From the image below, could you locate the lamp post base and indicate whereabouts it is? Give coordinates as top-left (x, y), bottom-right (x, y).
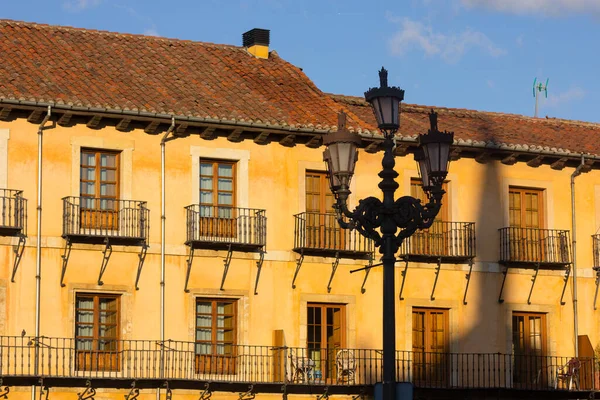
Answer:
top-left (374, 382), bottom-right (414, 400)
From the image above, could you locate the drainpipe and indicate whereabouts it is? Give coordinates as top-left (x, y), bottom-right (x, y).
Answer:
top-left (571, 154), bottom-right (585, 358)
top-left (158, 117), bottom-right (175, 400)
top-left (32, 106), bottom-right (51, 400)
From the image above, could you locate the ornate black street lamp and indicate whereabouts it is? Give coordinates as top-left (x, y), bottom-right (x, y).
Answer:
top-left (323, 68), bottom-right (453, 400)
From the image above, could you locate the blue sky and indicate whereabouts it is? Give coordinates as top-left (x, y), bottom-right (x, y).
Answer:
top-left (3, 0), bottom-right (599, 122)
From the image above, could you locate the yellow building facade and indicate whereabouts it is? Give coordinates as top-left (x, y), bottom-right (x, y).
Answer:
top-left (0, 19), bottom-right (599, 400)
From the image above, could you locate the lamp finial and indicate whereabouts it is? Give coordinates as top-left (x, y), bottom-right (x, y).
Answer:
top-left (428, 109), bottom-right (438, 132)
top-left (379, 67), bottom-right (388, 88)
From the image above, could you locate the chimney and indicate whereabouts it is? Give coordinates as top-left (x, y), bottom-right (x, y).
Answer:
top-left (243, 28), bottom-right (270, 59)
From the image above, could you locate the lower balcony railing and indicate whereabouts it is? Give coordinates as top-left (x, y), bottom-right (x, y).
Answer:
top-left (293, 212), bottom-right (373, 258)
top-left (499, 227), bottom-right (571, 266)
top-left (398, 221), bottom-right (475, 261)
top-left (0, 188), bottom-right (26, 235)
top-left (0, 337), bottom-right (595, 391)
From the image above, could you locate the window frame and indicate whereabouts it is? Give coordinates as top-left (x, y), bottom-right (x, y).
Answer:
top-left (194, 298), bottom-right (238, 355)
top-left (80, 148), bottom-right (121, 204)
top-left (508, 186), bottom-right (545, 229)
top-left (199, 159), bottom-right (237, 209)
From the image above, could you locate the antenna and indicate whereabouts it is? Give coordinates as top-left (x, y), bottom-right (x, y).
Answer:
top-left (533, 78), bottom-right (549, 118)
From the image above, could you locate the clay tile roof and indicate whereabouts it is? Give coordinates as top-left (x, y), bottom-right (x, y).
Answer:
top-left (0, 19), bottom-right (366, 132)
top-left (330, 94), bottom-right (600, 157)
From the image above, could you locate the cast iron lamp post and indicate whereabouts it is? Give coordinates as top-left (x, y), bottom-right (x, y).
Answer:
top-left (323, 68), bottom-right (454, 400)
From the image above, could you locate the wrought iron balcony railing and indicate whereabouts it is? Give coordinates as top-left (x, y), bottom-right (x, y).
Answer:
top-left (0, 189), bottom-right (26, 236)
top-left (62, 197), bottom-right (149, 244)
top-left (499, 227), bottom-right (571, 266)
top-left (293, 212), bottom-right (373, 258)
top-left (398, 221), bottom-right (475, 261)
top-left (0, 336), bottom-right (595, 391)
top-left (185, 205), bottom-right (266, 250)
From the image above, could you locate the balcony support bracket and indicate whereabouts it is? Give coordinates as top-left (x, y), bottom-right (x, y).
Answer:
top-left (594, 268), bottom-right (600, 310)
top-left (559, 266), bottom-right (571, 306)
top-left (399, 259), bottom-right (409, 301)
top-left (498, 266), bottom-right (508, 303)
top-left (430, 257), bottom-right (442, 301)
top-left (124, 382), bottom-right (139, 400)
top-left (184, 246), bottom-right (195, 293)
top-left (97, 239), bottom-right (113, 286)
top-left (10, 233), bottom-right (26, 283)
top-left (253, 250), bottom-right (265, 295)
top-left (291, 251), bottom-right (304, 289)
top-left (0, 379), bottom-right (9, 400)
top-left (316, 387), bottom-right (329, 400)
top-left (199, 383), bottom-right (212, 400)
top-left (327, 252), bottom-right (340, 293)
top-left (527, 263), bottom-right (541, 305)
top-left (360, 255), bottom-right (374, 294)
top-left (59, 238), bottom-right (73, 288)
top-left (238, 385), bottom-right (255, 400)
top-left (77, 380), bottom-right (95, 400)
top-left (220, 244), bottom-right (233, 291)
top-left (463, 259), bottom-right (474, 305)
top-left (39, 381), bottom-right (49, 400)
top-left (134, 244), bottom-right (148, 291)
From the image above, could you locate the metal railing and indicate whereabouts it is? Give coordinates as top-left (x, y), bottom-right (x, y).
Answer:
top-left (399, 221), bottom-right (475, 259)
top-left (0, 189), bottom-right (26, 235)
top-left (593, 234), bottom-right (600, 269)
top-left (62, 197), bottom-right (149, 241)
top-left (0, 337), bottom-right (595, 391)
top-left (499, 227), bottom-right (571, 265)
top-left (185, 205), bottom-right (266, 248)
top-left (293, 212), bottom-right (373, 255)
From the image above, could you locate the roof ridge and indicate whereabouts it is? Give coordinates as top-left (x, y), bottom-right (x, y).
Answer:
top-left (329, 93), bottom-right (600, 129)
top-left (0, 18), bottom-right (245, 50)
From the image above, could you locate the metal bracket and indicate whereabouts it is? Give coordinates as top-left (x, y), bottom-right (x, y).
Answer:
top-left (163, 382), bottom-right (172, 400)
top-left (316, 387), bottom-right (329, 400)
top-left (60, 237), bottom-right (73, 287)
top-left (594, 268), bottom-right (600, 311)
top-left (134, 244), bottom-right (148, 290)
top-left (254, 250), bottom-right (265, 295)
top-left (199, 383), bottom-right (212, 400)
top-left (184, 246), bottom-right (195, 293)
top-left (559, 266), bottom-right (571, 306)
top-left (77, 380), bottom-right (95, 400)
top-left (360, 255), bottom-right (374, 294)
top-left (97, 239), bottom-right (113, 286)
top-left (351, 389), bottom-right (366, 400)
top-left (291, 251), bottom-right (304, 289)
top-left (430, 257), bottom-right (442, 301)
top-left (238, 385), bottom-right (255, 400)
top-left (220, 244), bottom-right (233, 291)
top-left (463, 259), bottom-right (474, 305)
top-left (10, 234), bottom-right (26, 283)
top-left (399, 260), bottom-right (409, 301)
top-left (281, 384), bottom-right (287, 400)
top-left (327, 252), bottom-right (340, 293)
top-left (0, 379), bottom-right (8, 400)
top-left (124, 382), bottom-right (139, 400)
top-left (527, 263), bottom-right (541, 305)
top-left (39, 382), bottom-right (49, 400)
top-left (498, 266), bottom-right (508, 303)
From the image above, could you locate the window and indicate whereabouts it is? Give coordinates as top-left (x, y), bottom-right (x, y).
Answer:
top-left (199, 160), bottom-right (236, 237)
top-left (307, 303), bottom-right (346, 381)
top-left (409, 179), bottom-right (449, 256)
top-left (80, 149), bottom-right (120, 229)
top-left (412, 308), bottom-right (449, 386)
top-left (195, 299), bottom-right (237, 374)
top-left (512, 312), bottom-right (547, 386)
top-left (75, 293), bottom-right (120, 371)
top-left (305, 171), bottom-right (342, 249)
top-left (508, 187), bottom-right (545, 261)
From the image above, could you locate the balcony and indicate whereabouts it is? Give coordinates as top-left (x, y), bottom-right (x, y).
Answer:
top-left (293, 212), bottom-right (373, 259)
top-left (0, 336), bottom-right (595, 397)
top-left (0, 189), bottom-right (27, 237)
top-left (185, 205), bottom-right (266, 251)
top-left (398, 221), bottom-right (475, 262)
top-left (62, 197), bottom-right (149, 246)
top-left (499, 227), bottom-right (571, 267)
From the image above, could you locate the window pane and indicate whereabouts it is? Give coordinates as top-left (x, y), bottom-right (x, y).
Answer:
top-left (81, 182), bottom-right (95, 196)
top-left (196, 343), bottom-right (211, 355)
top-left (100, 299), bottom-right (117, 311)
top-left (196, 302), bottom-right (212, 313)
top-left (218, 164), bottom-right (233, 177)
top-left (218, 178), bottom-right (232, 191)
top-left (200, 177), bottom-right (213, 190)
top-left (100, 184), bottom-right (116, 196)
top-left (100, 154), bottom-right (116, 167)
top-left (199, 205), bottom-right (213, 217)
top-left (81, 153), bottom-right (96, 166)
top-left (196, 329), bottom-right (211, 341)
top-left (76, 324), bottom-right (93, 337)
top-left (81, 167), bottom-right (95, 180)
top-left (76, 339), bottom-right (93, 350)
top-left (77, 298), bottom-right (94, 309)
top-left (196, 315), bottom-right (212, 328)
top-left (218, 193), bottom-right (232, 205)
top-left (100, 169), bottom-right (116, 182)
top-left (200, 163), bottom-right (213, 175)
top-left (76, 310), bottom-right (94, 323)
top-left (217, 315), bottom-right (234, 329)
top-left (99, 325), bottom-right (117, 338)
top-left (200, 191), bottom-right (213, 204)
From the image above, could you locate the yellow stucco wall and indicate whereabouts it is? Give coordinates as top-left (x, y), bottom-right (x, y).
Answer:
top-left (0, 117), bottom-right (599, 397)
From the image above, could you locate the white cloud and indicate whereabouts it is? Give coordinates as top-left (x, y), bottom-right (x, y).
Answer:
top-left (461, 0), bottom-right (600, 16)
top-left (63, 0), bottom-right (101, 11)
top-left (388, 17), bottom-right (506, 63)
top-left (545, 86), bottom-right (585, 108)
top-left (144, 28), bottom-right (159, 36)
